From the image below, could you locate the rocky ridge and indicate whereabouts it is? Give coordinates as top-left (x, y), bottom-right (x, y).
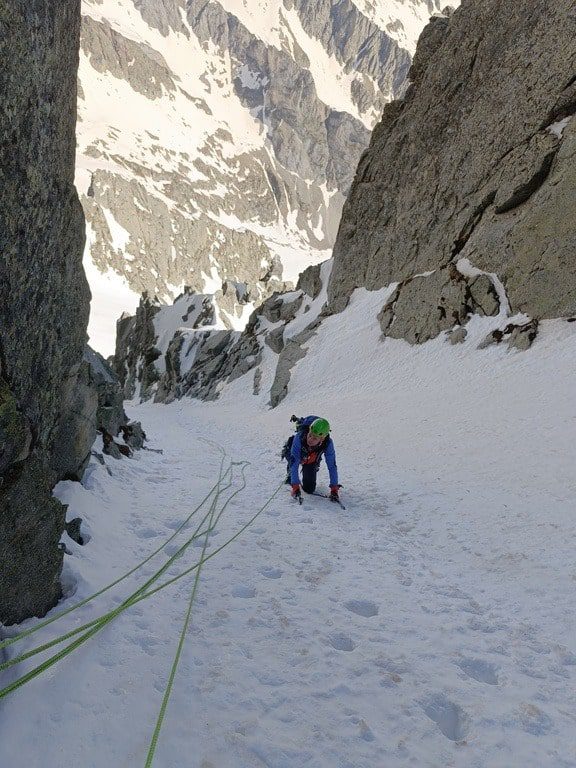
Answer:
top-left (113, 263), bottom-right (329, 407)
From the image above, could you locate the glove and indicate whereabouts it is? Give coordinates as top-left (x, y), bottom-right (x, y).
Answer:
top-left (329, 484), bottom-right (341, 502)
top-left (291, 483), bottom-right (302, 499)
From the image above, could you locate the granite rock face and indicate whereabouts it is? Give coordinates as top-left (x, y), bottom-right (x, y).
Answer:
top-left (329, 0), bottom-right (576, 342)
top-left (283, 0), bottom-right (410, 115)
top-left (49, 358), bottom-right (98, 483)
top-left (0, 1), bottom-right (91, 624)
top-left (113, 294), bottom-right (162, 400)
top-left (378, 267), bottom-right (499, 344)
top-left (84, 346), bottom-right (129, 438)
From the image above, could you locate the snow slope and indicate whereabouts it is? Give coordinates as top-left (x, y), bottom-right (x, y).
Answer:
top-left (1, 287), bottom-right (575, 766)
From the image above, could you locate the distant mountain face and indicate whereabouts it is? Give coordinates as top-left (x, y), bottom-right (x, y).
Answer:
top-left (77, 0), bottom-right (448, 353)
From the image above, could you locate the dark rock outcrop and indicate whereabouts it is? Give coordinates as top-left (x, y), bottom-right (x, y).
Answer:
top-left (49, 358), bottom-right (98, 482)
top-left (113, 294), bottom-right (161, 400)
top-left (377, 267), bottom-right (499, 344)
top-left (478, 319), bottom-right (540, 352)
top-left (328, 0), bottom-right (576, 341)
top-left (65, 517), bottom-right (84, 546)
top-left (84, 346), bottom-right (128, 437)
top-left (269, 320), bottom-right (320, 407)
top-left (297, 264), bottom-right (323, 300)
top-left (0, 1), bottom-right (90, 624)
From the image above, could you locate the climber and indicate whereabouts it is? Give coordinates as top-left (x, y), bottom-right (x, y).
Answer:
top-left (281, 415), bottom-right (341, 502)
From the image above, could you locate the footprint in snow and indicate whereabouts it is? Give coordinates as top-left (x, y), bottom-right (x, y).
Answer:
top-left (457, 657), bottom-right (499, 685)
top-left (328, 632), bottom-right (355, 652)
top-left (146, 473), bottom-right (170, 484)
top-left (393, 571), bottom-right (413, 587)
top-left (192, 538), bottom-right (213, 548)
top-left (136, 527), bottom-right (162, 540)
top-left (554, 646), bottom-right (576, 666)
top-left (517, 702), bottom-right (553, 735)
top-left (258, 566), bottom-right (283, 579)
top-left (421, 694), bottom-right (470, 742)
top-left (164, 519), bottom-right (185, 531)
top-left (60, 569), bottom-right (78, 599)
top-left (344, 599), bottom-right (379, 618)
top-left (232, 585), bottom-right (256, 598)
top-left (164, 543), bottom-right (184, 556)
top-left (358, 719), bottom-right (375, 742)
top-left (133, 635), bottom-right (160, 656)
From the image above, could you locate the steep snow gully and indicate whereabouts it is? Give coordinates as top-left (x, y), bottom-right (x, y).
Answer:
top-left (1, 291), bottom-right (575, 767)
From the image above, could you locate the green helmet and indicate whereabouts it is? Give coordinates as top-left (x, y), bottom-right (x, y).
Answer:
top-left (310, 417), bottom-right (330, 437)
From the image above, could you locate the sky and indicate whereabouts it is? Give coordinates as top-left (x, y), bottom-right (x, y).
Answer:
top-left (1, 283), bottom-right (575, 767)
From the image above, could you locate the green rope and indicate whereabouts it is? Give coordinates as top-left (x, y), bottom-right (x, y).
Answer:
top-left (0, 475), bottom-right (283, 701)
top-left (144, 466), bottom-right (220, 767)
top-left (0, 459), bottom-right (242, 673)
top-left (139, 481), bottom-right (284, 603)
top-left (0, 473), bottom-right (230, 697)
top-left (0, 509), bottom-right (219, 673)
top-left (0, 460), bottom-right (245, 683)
top-left (0, 447), bottom-right (231, 652)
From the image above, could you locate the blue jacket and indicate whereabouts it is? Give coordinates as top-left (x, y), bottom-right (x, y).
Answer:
top-left (289, 415), bottom-right (338, 486)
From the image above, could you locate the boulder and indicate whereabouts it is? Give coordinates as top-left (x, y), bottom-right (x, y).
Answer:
top-left (49, 360), bottom-right (98, 482)
top-left (84, 346), bottom-right (128, 437)
top-left (296, 264), bottom-right (323, 300)
top-left (447, 327), bottom-right (468, 345)
top-left (65, 517), bottom-right (84, 546)
top-left (478, 319), bottom-right (540, 351)
top-left (378, 267), bottom-right (500, 344)
top-left (269, 323), bottom-right (319, 407)
top-left (121, 422), bottom-right (146, 450)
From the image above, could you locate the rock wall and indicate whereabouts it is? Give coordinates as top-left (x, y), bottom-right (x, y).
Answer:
top-left (328, 0), bottom-right (576, 340)
top-left (0, 1), bottom-right (91, 624)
